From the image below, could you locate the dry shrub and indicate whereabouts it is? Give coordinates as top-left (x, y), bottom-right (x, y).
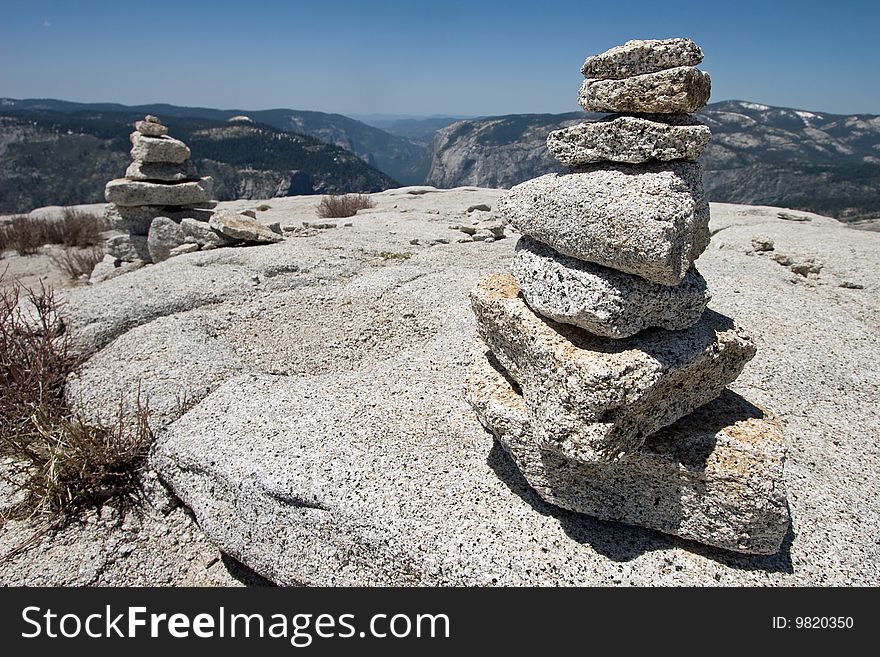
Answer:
top-left (58, 207), bottom-right (107, 248)
top-left (1, 216), bottom-right (46, 256)
top-left (49, 244), bottom-right (105, 280)
top-left (316, 193), bottom-right (375, 219)
top-left (0, 208), bottom-right (106, 257)
top-left (0, 281), bottom-right (153, 520)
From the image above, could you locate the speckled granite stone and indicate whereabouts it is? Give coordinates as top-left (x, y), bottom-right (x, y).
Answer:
top-left (466, 337), bottom-right (790, 555)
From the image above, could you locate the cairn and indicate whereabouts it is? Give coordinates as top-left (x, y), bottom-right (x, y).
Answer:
top-left (96, 116), bottom-right (281, 282)
top-left (467, 39), bottom-right (790, 555)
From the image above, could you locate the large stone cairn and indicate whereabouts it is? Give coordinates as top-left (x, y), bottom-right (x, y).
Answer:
top-left (97, 116), bottom-right (281, 280)
top-left (467, 39), bottom-right (790, 555)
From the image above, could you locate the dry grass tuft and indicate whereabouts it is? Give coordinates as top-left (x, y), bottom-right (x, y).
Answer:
top-left (316, 194), bottom-right (375, 219)
top-left (0, 281), bottom-right (153, 521)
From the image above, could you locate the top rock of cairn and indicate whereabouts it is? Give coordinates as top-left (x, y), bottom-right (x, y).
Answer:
top-left (579, 38), bottom-right (710, 114)
top-left (135, 114), bottom-right (169, 137)
top-left (581, 37), bottom-right (704, 79)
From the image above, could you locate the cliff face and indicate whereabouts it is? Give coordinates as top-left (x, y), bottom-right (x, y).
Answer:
top-left (426, 102), bottom-right (880, 226)
top-left (427, 113), bottom-right (583, 189)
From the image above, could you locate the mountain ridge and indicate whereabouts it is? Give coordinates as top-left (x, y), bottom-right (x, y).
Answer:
top-left (3, 97), bottom-right (879, 226)
top-left (0, 108), bottom-right (397, 213)
top-left (1, 98), bottom-right (429, 186)
top-left (425, 101), bottom-right (880, 225)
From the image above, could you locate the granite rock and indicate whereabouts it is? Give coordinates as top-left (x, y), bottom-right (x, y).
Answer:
top-left (105, 204), bottom-right (214, 235)
top-left (130, 133), bottom-right (191, 164)
top-left (209, 210), bottom-right (284, 244)
top-left (466, 339), bottom-right (790, 555)
top-left (579, 66), bottom-right (712, 114)
top-left (470, 273), bottom-right (756, 461)
top-left (135, 120), bottom-right (169, 137)
top-left (106, 233), bottom-right (151, 263)
top-left (88, 254), bottom-right (119, 285)
top-left (126, 160), bottom-right (197, 182)
top-left (511, 236), bottom-right (710, 338)
top-left (88, 254), bottom-right (145, 284)
top-left (497, 163), bottom-right (710, 285)
top-left (581, 38), bottom-right (704, 79)
top-left (180, 217), bottom-right (239, 248)
top-left (170, 243), bottom-right (200, 257)
top-left (547, 114), bottom-right (710, 165)
top-left (751, 235), bottom-right (775, 253)
top-left (105, 177), bottom-right (213, 207)
top-left (147, 216), bottom-right (187, 263)
top-left (105, 203), bottom-right (159, 236)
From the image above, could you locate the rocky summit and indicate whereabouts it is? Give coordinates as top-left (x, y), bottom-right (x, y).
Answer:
top-left (2, 188), bottom-right (876, 586)
top-left (471, 38), bottom-right (788, 555)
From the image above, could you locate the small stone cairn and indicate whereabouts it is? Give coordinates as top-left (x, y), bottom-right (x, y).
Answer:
top-left (96, 116), bottom-right (281, 282)
top-left (467, 39), bottom-right (790, 555)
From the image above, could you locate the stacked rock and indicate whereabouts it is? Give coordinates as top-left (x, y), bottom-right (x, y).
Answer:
top-left (96, 116), bottom-right (281, 280)
top-left (467, 39), bottom-right (790, 555)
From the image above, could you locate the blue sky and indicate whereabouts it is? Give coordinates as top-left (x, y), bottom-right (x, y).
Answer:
top-left (1, 0), bottom-right (878, 116)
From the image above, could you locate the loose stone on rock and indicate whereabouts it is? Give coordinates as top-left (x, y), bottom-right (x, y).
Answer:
top-left (147, 216), bottom-right (188, 263)
top-left (106, 234), bottom-right (152, 263)
top-left (180, 217), bottom-right (239, 248)
top-left (209, 210), bottom-right (284, 244)
top-left (130, 132), bottom-right (192, 164)
top-left (135, 119), bottom-right (169, 137)
top-left (105, 178), bottom-right (213, 207)
top-left (126, 160), bottom-right (197, 182)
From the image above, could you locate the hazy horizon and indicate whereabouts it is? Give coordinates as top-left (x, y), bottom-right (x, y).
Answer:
top-left (1, 0), bottom-right (878, 117)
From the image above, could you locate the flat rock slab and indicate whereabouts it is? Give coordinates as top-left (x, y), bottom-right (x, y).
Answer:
top-left (105, 177), bottom-right (213, 207)
top-left (130, 132), bottom-right (191, 164)
top-left (466, 339), bottom-right (790, 555)
top-left (579, 67), bottom-right (712, 114)
top-left (180, 217), bottom-right (238, 248)
top-left (209, 210), bottom-right (283, 243)
top-left (547, 114), bottom-right (710, 165)
top-left (126, 160), bottom-right (197, 182)
top-left (66, 311), bottom-right (245, 433)
top-left (511, 236), bottom-right (710, 338)
top-left (105, 203), bottom-right (215, 236)
top-left (471, 273), bottom-right (756, 461)
top-left (497, 163), bottom-right (710, 285)
top-left (582, 38), bottom-right (704, 79)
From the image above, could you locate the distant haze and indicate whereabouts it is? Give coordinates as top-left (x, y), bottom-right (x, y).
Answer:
top-left (0, 0), bottom-right (878, 115)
